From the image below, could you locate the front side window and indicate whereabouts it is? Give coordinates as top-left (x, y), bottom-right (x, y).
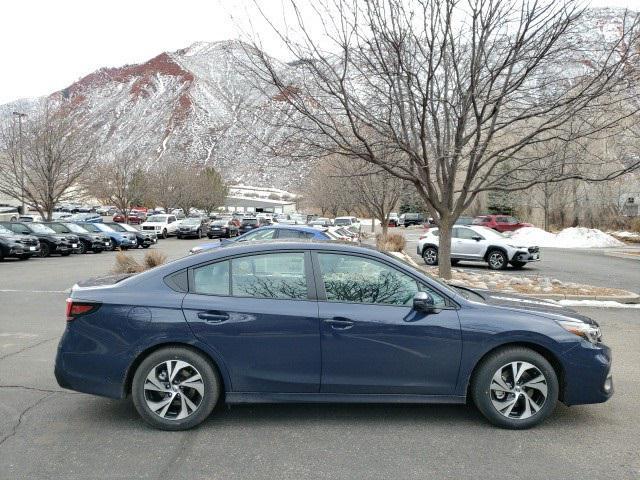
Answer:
top-left (232, 253), bottom-right (307, 299)
top-left (193, 261), bottom-right (230, 295)
top-left (317, 253), bottom-right (421, 306)
top-left (277, 229), bottom-right (307, 239)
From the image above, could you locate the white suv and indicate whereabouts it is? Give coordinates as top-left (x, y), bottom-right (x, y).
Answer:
top-left (140, 214), bottom-right (180, 239)
top-left (417, 225), bottom-right (540, 270)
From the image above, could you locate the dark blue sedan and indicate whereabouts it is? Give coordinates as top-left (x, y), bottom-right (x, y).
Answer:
top-left (55, 241), bottom-right (612, 430)
top-left (189, 224), bottom-right (332, 254)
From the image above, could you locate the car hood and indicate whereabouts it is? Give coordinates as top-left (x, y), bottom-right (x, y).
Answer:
top-left (141, 222), bottom-right (167, 226)
top-left (474, 289), bottom-right (599, 326)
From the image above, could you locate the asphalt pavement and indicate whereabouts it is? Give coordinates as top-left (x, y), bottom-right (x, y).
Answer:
top-left (0, 236), bottom-right (639, 479)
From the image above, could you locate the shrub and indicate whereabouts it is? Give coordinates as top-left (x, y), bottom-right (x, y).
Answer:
top-left (376, 232), bottom-right (406, 252)
top-left (112, 250), bottom-right (168, 274)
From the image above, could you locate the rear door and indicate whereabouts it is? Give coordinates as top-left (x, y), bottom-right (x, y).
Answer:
top-left (313, 251), bottom-right (461, 395)
top-left (182, 251), bottom-right (321, 393)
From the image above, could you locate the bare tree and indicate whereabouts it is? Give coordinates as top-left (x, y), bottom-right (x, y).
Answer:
top-left (193, 166), bottom-right (228, 215)
top-left (246, 0), bottom-right (640, 277)
top-left (92, 151), bottom-right (149, 221)
top-left (0, 101), bottom-right (96, 220)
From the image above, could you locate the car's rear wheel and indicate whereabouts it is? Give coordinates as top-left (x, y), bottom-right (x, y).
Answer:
top-left (451, 259), bottom-right (460, 266)
top-left (471, 347), bottom-right (558, 429)
top-left (511, 260), bottom-right (526, 269)
top-left (487, 249), bottom-right (508, 270)
top-left (132, 347), bottom-right (220, 431)
top-left (422, 246), bottom-right (438, 266)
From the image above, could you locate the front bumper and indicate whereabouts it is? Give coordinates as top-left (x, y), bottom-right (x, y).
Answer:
top-left (561, 341), bottom-right (613, 406)
top-left (512, 250), bottom-right (541, 263)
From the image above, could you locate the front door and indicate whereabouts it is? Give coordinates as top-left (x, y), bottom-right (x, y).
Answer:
top-left (453, 227), bottom-right (485, 258)
top-left (182, 251), bottom-right (320, 393)
top-left (313, 252), bottom-right (461, 395)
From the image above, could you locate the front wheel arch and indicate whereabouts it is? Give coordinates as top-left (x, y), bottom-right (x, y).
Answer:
top-left (465, 341), bottom-right (565, 403)
top-left (123, 342), bottom-right (229, 398)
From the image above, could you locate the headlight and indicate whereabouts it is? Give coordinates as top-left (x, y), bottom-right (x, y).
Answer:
top-left (557, 320), bottom-right (601, 344)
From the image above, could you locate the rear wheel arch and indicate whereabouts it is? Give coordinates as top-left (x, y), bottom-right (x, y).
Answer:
top-left (123, 342), bottom-right (230, 398)
top-left (465, 341), bottom-right (565, 403)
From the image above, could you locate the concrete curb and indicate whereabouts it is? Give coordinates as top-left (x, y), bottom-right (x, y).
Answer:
top-left (604, 250), bottom-right (640, 261)
top-left (514, 291), bottom-right (640, 303)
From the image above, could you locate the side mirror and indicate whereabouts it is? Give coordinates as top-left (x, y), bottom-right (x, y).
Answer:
top-left (413, 291), bottom-right (439, 313)
top-left (472, 235), bottom-right (482, 241)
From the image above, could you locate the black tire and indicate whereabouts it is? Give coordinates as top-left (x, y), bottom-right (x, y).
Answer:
top-left (511, 261), bottom-right (526, 269)
top-left (451, 259), bottom-right (460, 266)
top-left (77, 242), bottom-right (87, 254)
top-left (131, 347), bottom-right (221, 431)
top-left (0, 249), bottom-right (4, 261)
top-left (162, 229), bottom-right (168, 239)
top-left (422, 246), bottom-right (438, 266)
top-left (18, 254), bottom-right (30, 260)
top-left (471, 347), bottom-right (558, 429)
top-left (61, 251), bottom-right (71, 257)
top-left (486, 249), bottom-right (508, 270)
top-left (177, 235), bottom-right (182, 240)
top-left (92, 248), bottom-right (103, 254)
top-left (207, 235), bottom-right (212, 239)
top-left (142, 244), bottom-right (150, 249)
top-left (109, 239), bottom-right (117, 251)
top-left (39, 243), bottom-right (51, 258)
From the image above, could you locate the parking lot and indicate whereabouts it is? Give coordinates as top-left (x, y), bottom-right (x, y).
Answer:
top-left (0, 235), bottom-right (639, 479)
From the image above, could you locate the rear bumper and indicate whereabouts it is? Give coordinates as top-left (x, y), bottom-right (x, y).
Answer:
top-left (561, 341), bottom-right (613, 406)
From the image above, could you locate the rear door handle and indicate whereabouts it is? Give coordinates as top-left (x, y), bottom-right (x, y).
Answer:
top-left (324, 317), bottom-right (354, 330)
top-left (197, 311), bottom-right (229, 323)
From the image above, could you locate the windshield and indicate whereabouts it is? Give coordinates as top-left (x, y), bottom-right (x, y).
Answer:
top-left (147, 215), bottom-right (168, 222)
top-left (0, 225), bottom-right (13, 235)
top-left (334, 218), bottom-right (351, 226)
top-left (119, 224), bottom-right (137, 232)
top-left (242, 218), bottom-right (257, 225)
top-left (65, 223), bottom-right (89, 233)
top-left (46, 223), bottom-right (69, 234)
top-left (106, 223), bottom-right (126, 232)
top-left (95, 223), bottom-right (115, 232)
top-left (473, 226), bottom-right (506, 239)
top-left (79, 223), bottom-right (99, 232)
top-left (182, 218), bottom-right (201, 225)
top-left (28, 223), bottom-right (56, 234)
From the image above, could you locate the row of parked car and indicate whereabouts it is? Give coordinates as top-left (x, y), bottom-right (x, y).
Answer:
top-left (391, 213), bottom-right (533, 232)
top-left (0, 220), bottom-right (159, 261)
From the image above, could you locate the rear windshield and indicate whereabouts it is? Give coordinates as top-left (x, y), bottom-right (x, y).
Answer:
top-left (242, 218), bottom-right (258, 225)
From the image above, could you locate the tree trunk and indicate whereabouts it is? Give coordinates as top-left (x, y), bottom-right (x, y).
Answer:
top-left (438, 217), bottom-right (453, 279)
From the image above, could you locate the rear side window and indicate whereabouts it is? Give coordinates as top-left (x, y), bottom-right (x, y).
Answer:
top-left (193, 261), bottom-right (230, 295)
top-left (232, 253), bottom-right (307, 299)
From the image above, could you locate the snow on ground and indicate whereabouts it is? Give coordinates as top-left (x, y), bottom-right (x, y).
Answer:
top-left (558, 299), bottom-right (640, 308)
top-left (508, 227), bottom-right (624, 248)
top-left (609, 231), bottom-right (640, 239)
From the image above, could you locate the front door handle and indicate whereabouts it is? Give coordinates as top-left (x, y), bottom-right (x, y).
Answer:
top-left (197, 311), bottom-right (229, 323)
top-left (324, 317), bottom-right (354, 330)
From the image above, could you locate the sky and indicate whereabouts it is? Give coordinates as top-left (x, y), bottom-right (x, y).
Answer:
top-left (0, 0), bottom-right (638, 104)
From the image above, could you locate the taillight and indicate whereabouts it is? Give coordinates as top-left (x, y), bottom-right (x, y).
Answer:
top-left (66, 298), bottom-right (100, 321)
top-left (419, 235), bottom-right (428, 240)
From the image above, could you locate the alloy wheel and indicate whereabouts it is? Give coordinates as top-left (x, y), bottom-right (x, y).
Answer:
top-left (143, 360), bottom-right (205, 420)
top-left (490, 361), bottom-right (548, 419)
top-left (422, 248), bottom-right (438, 265)
top-left (488, 251), bottom-right (506, 269)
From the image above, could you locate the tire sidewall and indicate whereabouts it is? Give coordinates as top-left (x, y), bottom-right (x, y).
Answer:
top-left (132, 347), bottom-right (220, 431)
top-left (487, 250), bottom-right (507, 270)
top-left (472, 347), bottom-right (559, 429)
top-left (422, 246), bottom-right (438, 266)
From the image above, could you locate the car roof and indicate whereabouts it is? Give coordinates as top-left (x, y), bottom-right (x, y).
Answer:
top-left (260, 224), bottom-right (325, 233)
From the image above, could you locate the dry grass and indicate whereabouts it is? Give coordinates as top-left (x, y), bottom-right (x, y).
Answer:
top-left (376, 232), bottom-right (406, 252)
top-left (112, 251), bottom-right (168, 274)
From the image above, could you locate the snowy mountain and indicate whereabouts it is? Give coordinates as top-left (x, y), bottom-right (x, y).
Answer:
top-left (1, 7), bottom-right (637, 190)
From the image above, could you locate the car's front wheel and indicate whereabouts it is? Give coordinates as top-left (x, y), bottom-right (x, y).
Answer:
top-left (471, 347), bottom-right (558, 429)
top-left (132, 347), bottom-right (220, 431)
top-left (487, 249), bottom-right (508, 270)
top-left (77, 242), bottom-right (87, 254)
top-left (422, 246), bottom-right (438, 266)
top-left (162, 229), bottom-right (168, 239)
top-left (39, 243), bottom-right (51, 258)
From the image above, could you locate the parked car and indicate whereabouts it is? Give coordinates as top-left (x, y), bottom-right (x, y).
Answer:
top-left (327, 226), bottom-right (359, 242)
top-left (308, 218), bottom-right (333, 227)
top-left (52, 212), bottom-right (74, 220)
top-left (0, 221), bottom-right (76, 257)
top-left (96, 206), bottom-right (117, 216)
top-left (0, 224), bottom-right (40, 260)
top-left (177, 217), bottom-right (210, 239)
top-left (70, 213), bottom-right (103, 223)
top-left (238, 217), bottom-right (261, 235)
top-left (105, 222), bottom-right (157, 249)
top-left (0, 206), bottom-right (20, 223)
top-left (418, 225), bottom-right (540, 270)
top-left (472, 215), bottom-right (533, 232)
top-left (141, 214), bottom-right (180, 239)
top-left (333, 216), bottom-right (361, 231)
top-left (45, 222), bottom-right (110, 254)
top-left (17, 214), bottom-right (44, 222)
top-left (77, 222), bottom-right (137, 250)
top-left (207, 219), bottom-right (239, 239)
top-left (56, 240), bottom-right (612, 431)
top-left (387, 213), bottom-right (400, 227)
top-left (455, 216), bottom-right (475, 226)
top-left (190, 224), bottom-right (332, 254)
top-left (399, 213), bottom-right (425, 227)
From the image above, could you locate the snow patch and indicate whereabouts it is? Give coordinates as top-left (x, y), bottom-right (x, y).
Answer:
top-left (509, 227), bottom-right (624, 248)
top-left (558, 300), bottom-right (640, 308)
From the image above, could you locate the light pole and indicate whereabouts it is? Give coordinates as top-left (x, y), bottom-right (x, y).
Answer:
top-left (12, 111), bottom-right (27, 214)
